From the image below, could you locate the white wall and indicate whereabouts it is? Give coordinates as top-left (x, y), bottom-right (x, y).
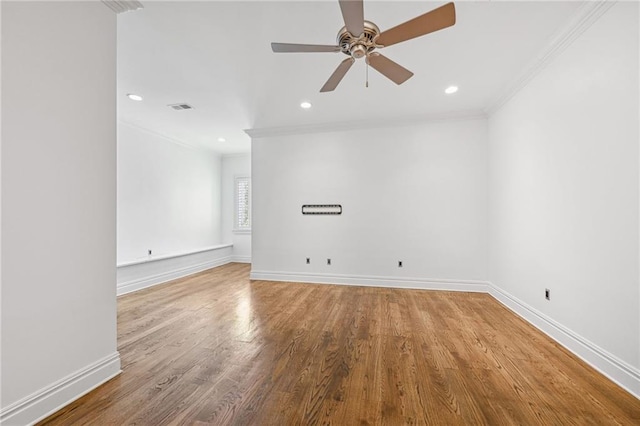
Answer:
top-left (488, 0), bottom-right (639, 376)
top-left (251, 119), bottom-right (487, 286)
top-left (117, 123), bottom-right (222, 263)
top-left (1, 2), bottom-right (120, 424)
top-left (221, 154), bottom-right (251, 262)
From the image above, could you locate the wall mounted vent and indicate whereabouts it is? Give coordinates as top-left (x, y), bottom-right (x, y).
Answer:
top-left (168, 103), bottom-right (194, 111)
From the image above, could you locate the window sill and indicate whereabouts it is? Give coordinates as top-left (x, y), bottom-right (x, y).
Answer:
top-left (233, 229), bottom-right (252, 235)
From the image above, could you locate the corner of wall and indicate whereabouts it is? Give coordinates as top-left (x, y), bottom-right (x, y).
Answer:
top-left (484, 0), bottom-right (640, 399)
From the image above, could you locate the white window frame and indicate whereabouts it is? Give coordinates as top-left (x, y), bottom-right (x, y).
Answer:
top-left (234, 175), bottom-right (251, 234)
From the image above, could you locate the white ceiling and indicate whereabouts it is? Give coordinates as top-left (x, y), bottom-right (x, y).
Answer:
top-left (117, 1), bottom-right (582, 154)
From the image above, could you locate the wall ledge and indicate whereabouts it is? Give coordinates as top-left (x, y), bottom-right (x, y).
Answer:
top-left (117, 244), bottom-right (232, 268)
top-left (118, 255), bottom-right (232, 296)
top-left (0, 352), bottom-right (121, 425)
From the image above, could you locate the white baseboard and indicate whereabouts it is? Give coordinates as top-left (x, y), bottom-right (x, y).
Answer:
top-left (488, 282), bottom-right (640, 399)
top-left (0, 352), bottom-right (121, 426)
top-left (117, 256), bottom-right (232, 296)
top-left (250, 270), bottom-right (489, 292)
top-left (231, 255), bottom-right (251, 263)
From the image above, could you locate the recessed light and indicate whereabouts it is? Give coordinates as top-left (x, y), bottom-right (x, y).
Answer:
top-left (126, 93), bottom-right (143, 101)
top-left (445, 86), bottom-right (458, 95)
top-left (300, 101), bottom-right (312, 109)
top-left (217, 137), bottom-right (226, 143)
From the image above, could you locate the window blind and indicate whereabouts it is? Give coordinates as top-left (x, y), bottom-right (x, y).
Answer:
top-left (235, 177), bottom-right (251, 229)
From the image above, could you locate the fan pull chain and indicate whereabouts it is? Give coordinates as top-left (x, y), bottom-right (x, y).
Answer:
top-left (366, 60), bottom-right (369, 88)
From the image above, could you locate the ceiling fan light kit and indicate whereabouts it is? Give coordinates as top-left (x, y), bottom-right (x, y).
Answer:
top-left (271, 1), bottom-right (456, 92)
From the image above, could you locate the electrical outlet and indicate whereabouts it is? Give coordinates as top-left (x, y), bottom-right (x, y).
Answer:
top-left (148, 249), bottom-right (152, 256)
top-left (398, 261), bottom-right (403, 268)
top-left (306, 257), bottom-right (310, 264)
top-left (545, 288), bottom-right (550, 300)
top-left (327, 258), bottom-right (331, 266)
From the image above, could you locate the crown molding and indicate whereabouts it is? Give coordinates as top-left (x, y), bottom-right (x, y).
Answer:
top-left (101, 1), bottom-right (143, 14)
top-left (485, 0), bottom-right (617, 116)
top-left (118, 120), bottom-right (218, 154)
top-left (244, 109), bottom-right (487, 139)
top-left (222, 152), bottom-right (251, 159)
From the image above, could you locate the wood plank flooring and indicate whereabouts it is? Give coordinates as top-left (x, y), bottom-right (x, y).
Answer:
top-left (40, 263), bottom-right (640, 425)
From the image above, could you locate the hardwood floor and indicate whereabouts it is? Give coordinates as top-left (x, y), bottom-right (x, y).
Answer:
top-left (40, 263), bottom-right (640, 425)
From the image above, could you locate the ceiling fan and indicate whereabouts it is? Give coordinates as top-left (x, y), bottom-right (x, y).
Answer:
top-left (271, 1), bottom-right (456, 92)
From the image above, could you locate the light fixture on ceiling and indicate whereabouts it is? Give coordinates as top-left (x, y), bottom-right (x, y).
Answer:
top-left (445, 86), bottom-right (458, 94)
top-left (126, 93), bottom-right (143, 101)
top-left (217, 137), bottom-right (226, 143)
top-left (300, 101), bottom-right (312, 109)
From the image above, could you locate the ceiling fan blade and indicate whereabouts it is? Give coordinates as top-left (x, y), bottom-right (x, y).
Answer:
top-left (320, 57), bottom-right (356, 92)
top-left (366, 53), bottom-right (413, 85)
top-left (339, 0), bottom-right (364, 36)
top-left (271, 43), bottom-right (341, 53)
top-left (376, 2), bottom-right (456, 48)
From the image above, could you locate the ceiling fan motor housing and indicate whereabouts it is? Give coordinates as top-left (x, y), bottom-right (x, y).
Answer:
top-left (338, 20), bottom-right (380, 59)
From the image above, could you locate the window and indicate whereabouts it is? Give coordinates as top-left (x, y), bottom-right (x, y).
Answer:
top-left (234, 176), bottom-right (251, 232)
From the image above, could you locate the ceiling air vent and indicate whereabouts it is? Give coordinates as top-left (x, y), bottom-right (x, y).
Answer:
top-left (102, 1), bottom-right (143, 14)
top-left (168, 103), bottom-right (193, 111)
